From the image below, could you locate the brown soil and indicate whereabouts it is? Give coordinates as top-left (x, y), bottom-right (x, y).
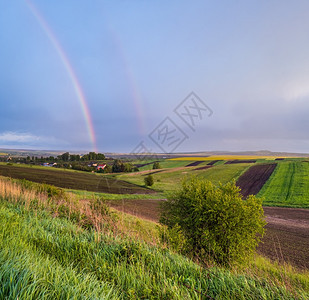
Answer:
top-left (107, 199), bottom-right (163, 222)
top-left (258, 206), bottom-right (309, 270)
top-left (186, 161), bottom-right (204, 167)
top-left (0, 165), bottom-right (154, 194)
top-left (108, 199), bottom-right (309, 270)
top-left (236, 164), bottom-right (276, 197)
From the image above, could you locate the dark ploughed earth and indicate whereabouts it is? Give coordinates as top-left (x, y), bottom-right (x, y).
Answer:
top-left (236, 164), bottom-right (277, 197)
top-left (108, 199), bottom-right (309, 270)
top-left (258, 206), bottom-right (309, 270)
top-left (0, 164), bottom-right (154, 194)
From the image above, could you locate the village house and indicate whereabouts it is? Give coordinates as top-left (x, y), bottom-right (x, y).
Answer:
top-left (96, 164), bottom-right (106, 170)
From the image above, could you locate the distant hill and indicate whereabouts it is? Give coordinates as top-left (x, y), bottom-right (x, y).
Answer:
top-left (1, 148), bottom-right (308, 158)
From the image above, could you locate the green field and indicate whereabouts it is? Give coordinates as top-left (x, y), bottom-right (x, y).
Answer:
top-left (118, 163), bottom-right (250, 193)
top-left (258, 161), bottom-right (309, 208)
top-left (0, 179), bottom-right (308, 299)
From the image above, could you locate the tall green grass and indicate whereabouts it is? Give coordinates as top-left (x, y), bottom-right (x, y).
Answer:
top-left (0, 176), bottom-right (308, 299)
top-left (0, 199), bottom-right (307, 299)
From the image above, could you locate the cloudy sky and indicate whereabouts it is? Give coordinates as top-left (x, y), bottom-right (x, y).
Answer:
top-left (1, 1), bottom-right (309, 153)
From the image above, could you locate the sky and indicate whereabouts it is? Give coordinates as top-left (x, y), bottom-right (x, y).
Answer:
top-left (1, 1), bottom-right (309, 153)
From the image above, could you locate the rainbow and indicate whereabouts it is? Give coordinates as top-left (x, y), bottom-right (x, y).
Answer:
top-left (108, 27), bottom-right (146, 135)
top-left (25, 0), bottom-right (98, 152)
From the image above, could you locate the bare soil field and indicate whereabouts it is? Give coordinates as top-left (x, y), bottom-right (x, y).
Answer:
top-left (185, 161), bottom-right (204, 167)
top-left (258, 207), bottom-right (309, 270)
top-left (109, 199), bottom-right (309, 270)
top-left (236, 164), bottom-right (276, 197)
top-left (207, 160), bottom-right (220, 166)
top-left (0, 165), bottom-right (154, 194)
top-left (108, 199), bottom-right (163, 222)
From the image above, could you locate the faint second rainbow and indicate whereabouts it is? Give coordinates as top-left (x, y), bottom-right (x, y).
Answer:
top-left (25, 0), bottom-right (98, 152)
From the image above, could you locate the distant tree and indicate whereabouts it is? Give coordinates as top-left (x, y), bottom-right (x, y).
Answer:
top-left (124, 163), bottom-right (134, 172)
top-left (112, 159), bottom-right (125, 173)
top-left (60, 152), bottom-right (70, 162)
top-left (97, 153), bottom-right (105, 160)
top-left (70, 154), bottom-right (80, 162)
top-left (153, 162), bottom-right (161, 169)
top-left (144, 174), bottom-right (154, 186)
top-left (88, 152), bottom-right (96, 160)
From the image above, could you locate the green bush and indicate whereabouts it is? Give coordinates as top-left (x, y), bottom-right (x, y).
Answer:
top-left (160, 177), bottom-right (266, 266)
top-left (153, 162), bottom-right (161, 169)
top-left (144, 175), bottom-right (154, 186)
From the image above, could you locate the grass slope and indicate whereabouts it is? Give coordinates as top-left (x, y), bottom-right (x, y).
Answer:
top-left (0, 199), bottom-right (307, 299)
top-left (258, 161), bottom-right (309, 208)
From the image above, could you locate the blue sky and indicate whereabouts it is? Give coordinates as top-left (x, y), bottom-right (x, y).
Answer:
top-left (1, 1), bottom-right (309, 153)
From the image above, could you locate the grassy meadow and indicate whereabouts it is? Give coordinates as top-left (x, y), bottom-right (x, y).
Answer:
top-left (117, 163), bottom-right (250, 193)
top-left (0, 176), bottom-right (308, 299)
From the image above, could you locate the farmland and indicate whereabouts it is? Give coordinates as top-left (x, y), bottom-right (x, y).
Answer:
top-left (258, 161), bottom-right (309, 208)
top-left (117, 163), bottom-right (250, 192)
top-left (236, 164), bottom-right (277, 197)
top-left (0, 164), bottom-right (153, 194)
top-left (168, 155), bottom-right (287, 161)
top-left (1, 156), bottom-right (309, 273)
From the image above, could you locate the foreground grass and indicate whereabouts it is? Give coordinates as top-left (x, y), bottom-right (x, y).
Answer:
top-left (0, 199), bottom-right (307, 299)
top-left (0, 177), bottom-right (308, 298)
top-left (258, 161), bottom-right (309, 208)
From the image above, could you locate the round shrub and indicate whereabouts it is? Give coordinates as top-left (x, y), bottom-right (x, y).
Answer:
top-left (144, 175), bottom-right (154, 186)
top-left (160, 177), bottom-right (266, 266)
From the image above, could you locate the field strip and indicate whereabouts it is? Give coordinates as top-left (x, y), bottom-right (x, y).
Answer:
top-left (236, 164), bottom-right (277, 197)
top-left (0, 164), bottom-right (155, 194)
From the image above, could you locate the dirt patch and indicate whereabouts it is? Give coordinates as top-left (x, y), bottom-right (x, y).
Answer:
top-left (107, 199), bottom-right (163, 222)
top-left (207, 160), bottom-right (220, 166)
top-left (185, 161), bottom-right (204, 167)
top-left (236, 164), bottom-right (276, 197)
top-left (108, 199), bottom-right (309, 270)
